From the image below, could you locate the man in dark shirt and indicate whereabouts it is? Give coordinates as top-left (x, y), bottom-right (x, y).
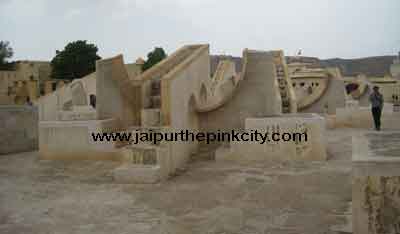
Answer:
top-left (369, 86), bottom-right (384, 131)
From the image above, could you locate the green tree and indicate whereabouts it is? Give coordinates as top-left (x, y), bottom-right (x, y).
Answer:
top-left (142, 47), bottom-right (167, 71)
top-left (51, 40), bottom-right (101, 79)
top-left (0, 41), bottom-right (14, 70)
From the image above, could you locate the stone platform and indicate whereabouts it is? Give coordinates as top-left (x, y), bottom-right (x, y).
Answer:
top-left (352, 131), bottom-right (400, 234)
top-left (336, 103), bottom-right (400, 130)
top-left (217, 113), bottom-right (327, 162)
top-left (38, 119), bottom-right (122, 161)
top-left (0, 105), bottom-right (38, 154)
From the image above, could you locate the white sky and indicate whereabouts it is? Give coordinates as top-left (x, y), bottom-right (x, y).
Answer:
top-left (1, 0), bottom-right (399, 62)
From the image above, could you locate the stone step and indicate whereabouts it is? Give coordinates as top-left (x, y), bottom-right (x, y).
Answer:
top-left (190, 146), bottom-right (217, 162)
top-left (113, 164), bottom-right (161, 184)
top-left (141, 108), bottom-right (161, 127)
top-left (169, 167), bottom-right (188, 177)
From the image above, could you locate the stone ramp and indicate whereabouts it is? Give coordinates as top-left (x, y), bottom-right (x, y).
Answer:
top-left (95, 44), bottom-right (208, 127)
top-left (235, 49), bottom-right (283, 116)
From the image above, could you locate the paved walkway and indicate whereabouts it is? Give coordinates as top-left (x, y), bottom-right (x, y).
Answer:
top-left (0, 128), bottom-right (357, 234)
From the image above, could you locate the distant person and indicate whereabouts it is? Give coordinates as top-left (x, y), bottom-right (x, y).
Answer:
top-left (369, 86), bottom-right (384, 131)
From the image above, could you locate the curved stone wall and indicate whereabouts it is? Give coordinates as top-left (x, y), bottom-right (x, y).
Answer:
top-left (295, 76), bottom-right (330, 110)
top-left (195, 60), bottom-right (238, 112)
top-left (299, 77), bottom-right (345, 115)
top-left (199, 49), bottom-right (283, 133)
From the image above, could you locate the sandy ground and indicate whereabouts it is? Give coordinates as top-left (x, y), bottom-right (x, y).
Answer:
top-left (0, 128), bottom-right (357, 234)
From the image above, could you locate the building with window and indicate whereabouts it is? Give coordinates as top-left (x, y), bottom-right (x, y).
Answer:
top-left (0, 60), bottom-right (68, 105)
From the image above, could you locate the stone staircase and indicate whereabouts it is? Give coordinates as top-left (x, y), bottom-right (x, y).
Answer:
top-left (276, 64), bottom-right (292, 113)
top-left (113, 127), bottom-right (168, 184)
top-left (270, 50), bottom-right (297, 113)
top-left (149, 79), bottom-right (161, 109)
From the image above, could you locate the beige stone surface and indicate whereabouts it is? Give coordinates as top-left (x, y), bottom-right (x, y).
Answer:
top-left (345, 75), bottom-right (400, 105)
top-left (195, 60), bottom-right (238, 112)
top-left (38, 119), bottom-right (122, 161)
top-left (352, 132), bottom-right (400, 234)
top-left (0, 127), bottom-right (353, 234)
top-left (218, 114), bottom-right (327, 162)
top-left (70, 81), bottom-right (88, 106)
top-left (301, 77), bottom-right (346, 114)
top-left (120, 141), bottom-right (173, 180)
top-left (270, 50), bottom-right (297, 113)
top-left (113, 164), bottom-right (161, 184)
top-left (58, 108), bottom-right (96, 121)
top-left (96, 55), bottom-right (139, 127)
top-left (141, 109), bottom-right (161, 127)
top-left (287, 62), bottom-right (346, 115)
top-left (199, 50), bottom-right (283, 134)
top-left (0, 61), bottom-right (52, 104)
top-left (37, 73), bottom-right (96, 121)
top-left (335, 103), bottom-right (400, 130)
top-left (0, 105), bottom-right (38, 154)
top-left (163, 47), bottom-right (211, 170)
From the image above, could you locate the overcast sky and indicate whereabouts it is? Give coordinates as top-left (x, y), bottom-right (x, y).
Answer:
top-left (1, 0), bottom-right (399, 62)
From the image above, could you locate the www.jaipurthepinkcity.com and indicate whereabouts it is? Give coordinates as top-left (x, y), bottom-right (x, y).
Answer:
top-left (91, 129), bottom-right (308, 145)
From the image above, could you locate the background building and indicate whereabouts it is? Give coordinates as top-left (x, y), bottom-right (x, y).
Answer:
top-left (0, 60), bottom-right (69, 105)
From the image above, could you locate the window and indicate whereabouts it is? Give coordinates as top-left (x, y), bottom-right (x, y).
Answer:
top-left (89, 94), bottom-right (96, 108)
top-left (40, 84), bottom-right (45, 95)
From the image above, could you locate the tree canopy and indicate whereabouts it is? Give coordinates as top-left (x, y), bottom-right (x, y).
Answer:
top-left (0, 41), bottom-right (14, 70)
top-left (51, 40), bottom-right (101, 79)
top-left (142, 47), bottom-right (167, 71)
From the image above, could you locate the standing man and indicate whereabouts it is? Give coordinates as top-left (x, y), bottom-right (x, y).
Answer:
top-left (369, 86), bottom-right (384, 131)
